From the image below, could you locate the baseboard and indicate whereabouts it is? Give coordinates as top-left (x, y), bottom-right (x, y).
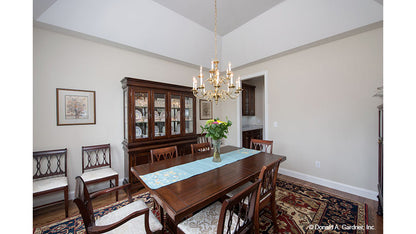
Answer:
top-left (279, 168), bottom-right (378, 201)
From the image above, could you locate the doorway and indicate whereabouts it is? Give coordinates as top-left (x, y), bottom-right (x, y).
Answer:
top-left (236, 71), bottom-right (268, 147)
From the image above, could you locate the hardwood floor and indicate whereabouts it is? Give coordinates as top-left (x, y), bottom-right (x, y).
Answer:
top-left (33, 175), bottom-right (383, 233)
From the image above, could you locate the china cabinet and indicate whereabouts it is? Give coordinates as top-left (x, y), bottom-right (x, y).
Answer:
top-left (121, 78), bottom-right (197, 184)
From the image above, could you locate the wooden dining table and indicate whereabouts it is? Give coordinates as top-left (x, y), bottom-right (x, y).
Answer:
top-left (131, 145), bottom-right (286, 232)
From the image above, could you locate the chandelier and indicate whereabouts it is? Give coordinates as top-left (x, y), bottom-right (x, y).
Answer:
top-left (192, 0), bottom-right (242, 104)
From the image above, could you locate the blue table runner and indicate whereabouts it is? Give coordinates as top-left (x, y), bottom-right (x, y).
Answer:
top-left (139, 148), bottom-right (260, 189)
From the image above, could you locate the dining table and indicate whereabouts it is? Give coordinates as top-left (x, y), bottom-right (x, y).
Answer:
top-left (131, 145), bottom-right (286, 233)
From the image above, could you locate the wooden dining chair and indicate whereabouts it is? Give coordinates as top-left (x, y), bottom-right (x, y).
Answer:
top-left (191, 142), bottom-right (212, 157)
top-left (73, 176), bottom-right (163, 234)
top-left (150, 146), bottom-right (178, 163)
top-left (226, 139), bottom-right (274, 199)
top-left (177, 180), bottom-right (262, 234)
top-left (250, 139), bottom-right (273, 154)
top-left (226, 160), bottom-right (281, 233)
top-left (149, 146), bottom-right (179, 229)
top-left (196, 133), bottom-right (211, 145)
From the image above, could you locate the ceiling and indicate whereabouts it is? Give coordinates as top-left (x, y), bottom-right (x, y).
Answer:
top-left (152, 0), bottom-right (286, 36)
top-left (33, 0), bottom-right (383, 69)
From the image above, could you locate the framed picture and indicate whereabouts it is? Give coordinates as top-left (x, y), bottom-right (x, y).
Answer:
top-left (56, 88), bottom-right (96, 126)
top-left (200, 99), bottom-right (213, 120)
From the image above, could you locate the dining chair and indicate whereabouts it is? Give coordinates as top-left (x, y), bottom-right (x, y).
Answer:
top-left (197, 133), bottom-right (212, 145)
top-left (191, 142), bottom-right (212, 157)
top-left (73, 176), bottom-right (163, 234)
top-left (150, 146), bottom-right (178, 163)
top-left (177, 180), bottom-right (262, 234)
top-left (149, 145), bottom-right (179, 227)
top-left (250, 139), bottom-right (273, 154)
top-left (81, 144), bottom-right (119, 201)
top-left (226, 160), bottom-right (281, 233)
top-left (225, 139), bottom-right (274, 198)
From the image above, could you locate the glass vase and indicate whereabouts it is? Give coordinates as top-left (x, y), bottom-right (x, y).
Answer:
top-left (212, 139), bottom-right (222, 162)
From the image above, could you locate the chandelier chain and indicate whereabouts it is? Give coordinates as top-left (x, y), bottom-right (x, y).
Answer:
top-left (192, 0), bottom-right (242, 104)
top-left (214, 0), bottom-right (217, 60)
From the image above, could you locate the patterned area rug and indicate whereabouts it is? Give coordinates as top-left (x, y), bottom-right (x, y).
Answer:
top-left (34, 178), bottom-right (368, 234)
top-left (261, 179), bottom-right (368, 234)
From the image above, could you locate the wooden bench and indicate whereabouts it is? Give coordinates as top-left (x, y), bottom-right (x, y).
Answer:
top-left (81, 144), bottom-right (119, 201)
top-left (33, 148), bottom-right (69, 217)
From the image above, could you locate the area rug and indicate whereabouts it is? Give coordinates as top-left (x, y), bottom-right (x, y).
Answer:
top-left (261, 179), bottom-right (368, 234)
top-left (34, 178), bottom-right (368, 234)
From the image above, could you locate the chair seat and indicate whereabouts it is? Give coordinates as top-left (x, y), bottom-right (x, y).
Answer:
top-left (81, 167), bottom-right (118, 182)
top-left (178, 201), bottom-right (239, 234)
top-left (33, 176), bottom-right (68, 194)
top-left (226, 181), bottom-right (270, 206)
top-left (95, 199), bottom-right (162, 234)
top-left (226, 182), bottom-right (253, 198)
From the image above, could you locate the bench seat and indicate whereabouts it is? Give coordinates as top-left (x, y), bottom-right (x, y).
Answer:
top-left (81, 167), bottom-right (118, 183)
top-left (33, 177), bottom-right (68, 194)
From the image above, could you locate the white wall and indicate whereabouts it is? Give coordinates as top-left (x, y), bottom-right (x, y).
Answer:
top-left (220, 27), bottom-right (383, 193)
top-left (33, 27), bottom-right (202, 202)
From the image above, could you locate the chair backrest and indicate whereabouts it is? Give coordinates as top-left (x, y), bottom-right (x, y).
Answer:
top-left (82, 144), bottom-right (111, 173)
top-left (197, 133), bottom-right (212, 145)
top-left (191, 142), bottom-right (212, 157)
top-left (250, 139), bottom-right (273, 154)
top-left (257, 160), bottom-right (281, 203)
top-left (33, 148), bottom-right (67, 179)
top-left (73, 176), bottom-right (95, 232)
top-left (218, 180), bottom-right (261, 234)
top-left (150, 146), bottom-right (178, 163)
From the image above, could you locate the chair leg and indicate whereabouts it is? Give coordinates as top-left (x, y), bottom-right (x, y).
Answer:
top-left (152, 197), bottom-right (165, 228)
top-left (270, 193), bottom-right (278, 234)
top-left (64, 186), bottom-right (69, 218)
top-left (115, 175), bottom-right (119, 202)
top-left (160, 204), bottom-right (166, 231)
top-left (153, 198), bottom-right (165, 231)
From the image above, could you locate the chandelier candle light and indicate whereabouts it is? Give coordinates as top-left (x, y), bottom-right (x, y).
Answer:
top-left (192, 0), bottom-right (242, 104)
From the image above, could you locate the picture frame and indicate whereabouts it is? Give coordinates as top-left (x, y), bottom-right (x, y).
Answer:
top-left (56, 88), bottom-right (96, 126)
top-left (200, 99), bottom-right (213, 120)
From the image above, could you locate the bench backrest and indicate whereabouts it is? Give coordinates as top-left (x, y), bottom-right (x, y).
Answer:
top-left (33, 148), bottom-right (67, 179)
top-left (82, 144), bottom-right (111, 173)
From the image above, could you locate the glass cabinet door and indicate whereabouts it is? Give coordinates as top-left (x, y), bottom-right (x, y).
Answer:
top-left (153, 92), bottom-right (167, 137)
top-left (184, 96), bottom-right (194, 134)
top-left (134, 91), bottom-right (149, 140)
top-left (171, 95), bottom-right (181, 135)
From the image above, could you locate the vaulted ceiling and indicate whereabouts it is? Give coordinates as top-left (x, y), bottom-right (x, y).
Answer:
top-left (34, 0), bottom-right (383, 70)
